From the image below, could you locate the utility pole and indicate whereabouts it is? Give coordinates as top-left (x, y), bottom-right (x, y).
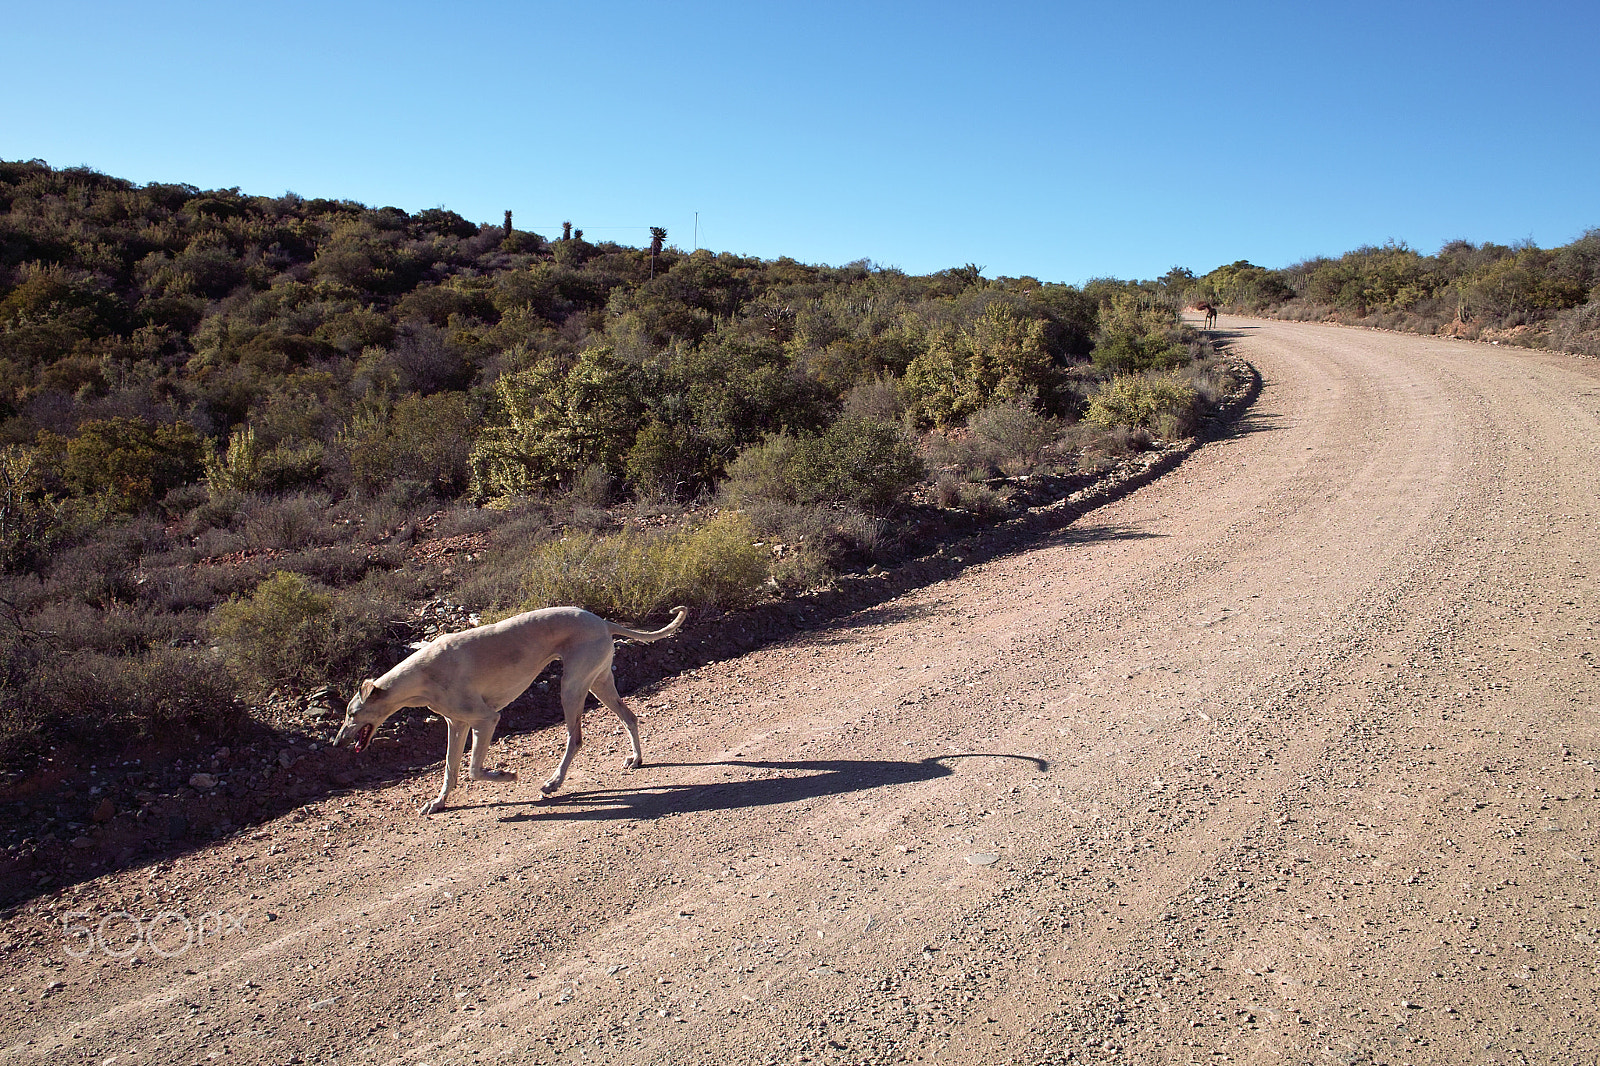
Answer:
top-left (694, 212), bottom-right (698, 252)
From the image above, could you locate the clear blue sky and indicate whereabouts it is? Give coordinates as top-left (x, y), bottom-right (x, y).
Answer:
top-left (5, 0), bottom-right (1596, 284)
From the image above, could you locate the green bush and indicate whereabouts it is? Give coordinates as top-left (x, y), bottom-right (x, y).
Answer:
top-left (212, 571), bottom-right (333, 690)
top-left (343, 391), bottom-right (476, 497)
top-left (203, 426), bottom-right (325, 497)
top-left (1192, 259), bottom-right (1295, 311)
top-left (1091, 331), bottom-right (1187, 373)
top-left (720, 434), bottom-right (800, 505)
top-left (468, 348), bottom-right (644, 499)
top-left (903, 303), bottom-right (1058, 426)
top-left (1085, 372), bottom-right (1200, 438)
top-left (795, 417), bottom-right (924, 512)
top-left (212, 570), bottom-right (396, 693)
top-left (624, 419), bottom-right (711, 499)
top-left (0, 444), bottom-right (74, 572)
top-left (43, 417), bottom-right (203, 512)
top-left (1091, 292), bottom-right (1187, 373)
top-left (520, 511), bottom-right (769, 621)
top-left (722, 417), bottom-right (923, 514)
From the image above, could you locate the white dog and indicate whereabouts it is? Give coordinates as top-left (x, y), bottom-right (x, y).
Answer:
top-left (334, 605), bottom-right (687, 815)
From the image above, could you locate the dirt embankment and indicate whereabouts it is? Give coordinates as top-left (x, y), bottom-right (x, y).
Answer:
top-left (3, 318), bottom-right (1597, 1066)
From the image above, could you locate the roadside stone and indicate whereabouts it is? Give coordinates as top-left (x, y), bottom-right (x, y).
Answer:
top-left (188, 773), bottom-right (218, 790)
top-left (92, 798), bottom-right (115, 823)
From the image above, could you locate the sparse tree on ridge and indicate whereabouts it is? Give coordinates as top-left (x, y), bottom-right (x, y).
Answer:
top-left (649, 227), bottom-right (667, 278)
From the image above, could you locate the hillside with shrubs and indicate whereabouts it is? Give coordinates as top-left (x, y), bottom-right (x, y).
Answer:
top-left (1181, 231), bottom-right (1600, 353)
top-left (0, 159), bottom-right (1232, 774)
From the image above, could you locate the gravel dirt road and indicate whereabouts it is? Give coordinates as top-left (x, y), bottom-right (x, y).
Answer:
top-left (4, 317), bottom-right (1598, 1065)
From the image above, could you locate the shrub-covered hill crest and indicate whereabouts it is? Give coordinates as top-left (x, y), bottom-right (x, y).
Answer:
top-left (1183, 233), bottom-right (1600, 354)
top-left (0, 160), bottom-right (1212, 490)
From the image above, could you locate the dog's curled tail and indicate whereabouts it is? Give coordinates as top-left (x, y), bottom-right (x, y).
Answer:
top-left (608, 605), bottom-right (688, 643)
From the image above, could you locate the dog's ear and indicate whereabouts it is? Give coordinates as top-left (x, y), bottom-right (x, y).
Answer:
top-left (360, 679), bottom-right (381, 699)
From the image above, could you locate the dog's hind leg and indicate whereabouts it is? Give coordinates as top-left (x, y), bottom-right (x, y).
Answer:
top-left (589, 670), bottom-right (643, 771)
top-left (423, 716), bottom-right (470, 816)
top-left (540, 674), bottom-right (589, 796)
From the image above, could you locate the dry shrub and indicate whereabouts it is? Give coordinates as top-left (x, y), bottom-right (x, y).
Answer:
top-left (135, 563), bottom-right (251, 614)
top-left (451, 505), bottom-right (554, 612)
top-left (29, 600), bottom-right (185, 655)
top-left (739, 499), bottom-right (887, 590)
top-left (566, 505), bottom-right (615, 532)
top-left (40, 518), bottom-right (167, 608)
top-left (275, 547), bottom-right (382, 588)
top-left (212, 570), bottom-right (403, 694)
top-left (840, 376), bottom-right (907, 422)
top-left (967, 402), bottom-right (1061, 471)
top-left (520, 512), bottom-right (768, 622)
top-left (1551, 300), bottom-right (1600, 357)
top-left (769, 544), bottom-right (835, 593)
top-left (358, 479), bottom-right (437, 543)
top-left (1067, 422), bottom-right (1153, 461)
top-left (238, 492), bottom-right (336, 551)
top-left (1, 640), bottom-right (245, 767)
top-left (565, 463), bottom-right (616, 509)
top-left (932, 473), bottom-right (1010, 517)
top-left (431, 502), bottom-right (497, 540)
top-left (1182, 359), bottom-right (1234, 408)
top-left (928, 401), bottom-right (1062, 480)
top-left (932, 472), bottom-right (964, 509)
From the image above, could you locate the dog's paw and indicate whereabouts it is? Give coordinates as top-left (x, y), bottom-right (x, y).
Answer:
top-left (419, 799), bottom-right (445, 816)
top-left (623, 755), bottom-right (641, 770)
top-left (492, 769), bottom-right (518, 782)
top-left (540, 777), bottom-right (563, 795)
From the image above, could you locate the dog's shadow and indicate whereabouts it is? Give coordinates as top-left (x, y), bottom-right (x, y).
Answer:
top-left (487, 753), bottom-right (1047, 822)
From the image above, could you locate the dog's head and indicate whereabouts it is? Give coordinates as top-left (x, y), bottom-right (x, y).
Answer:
top-left (333, 679), bottom-right (394, 754)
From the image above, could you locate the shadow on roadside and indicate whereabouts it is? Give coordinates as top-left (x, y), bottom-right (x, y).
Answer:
top-left (1219, 408), bottom-right (1283, 440)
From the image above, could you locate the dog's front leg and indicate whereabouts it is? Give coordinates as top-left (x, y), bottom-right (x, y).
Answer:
top-left (468, 715), bottom-right (517, 783)
top-left (423, 717), bottom-right (469, 816)
top-left (541, 724), bottom-right (581, 795)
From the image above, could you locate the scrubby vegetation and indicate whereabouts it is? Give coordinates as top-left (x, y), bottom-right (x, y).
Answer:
top-left (0, 159), bottom-right (1227, 771)
top-left (1178, 230), bottom-right (1600, 351)
top-left (520, 512), bottom-right (771, 621)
